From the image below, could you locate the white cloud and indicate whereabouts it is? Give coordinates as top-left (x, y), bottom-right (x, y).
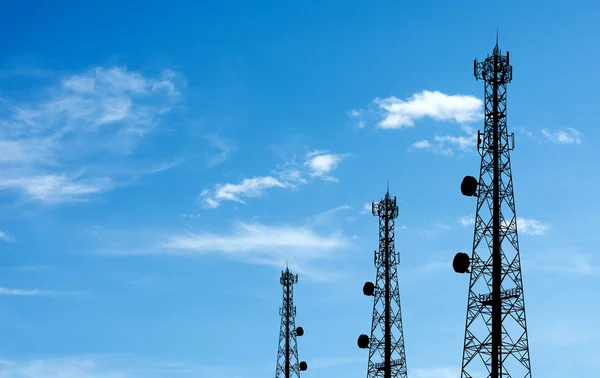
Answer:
top-left (0, 66), bottom-right (184, 203)
top-left (0, 175), bottom-right (113, 203)
top-left (360, 203), bottom-right (372, 214)
top-left (411, 124), bottom-right (477, 156)
top-left (457, 216), bottom-right (550, 236)
top-left (541, 127), bottom-right (582, 144)
top-left (348, 109), bottom-right (365, 128)
top-left (138, 220), bottom-right (351, 281)
top-left (0, 230), bottom-right (15, 243)
top-left (364, 91), bottom-right (482, 129)
top-left (516, 218), bottom-right (551, 236)
top-left (458, 216), bottom-right (474, 227)
top-left (199, 176), bottom-right (292, 208)
top-left (411, 140), bottom-right (431, 149)
top-left (0, 287), bottom-right (57, 296)
top-left (304, 150), bottom-right (347, 182)
top-left (200, 149), bottom-right (347, 208)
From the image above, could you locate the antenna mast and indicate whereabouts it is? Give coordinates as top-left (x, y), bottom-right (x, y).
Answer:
top-left (453, 40), bottom-right (532, 378)
top-left (275, 268), bottom-right (308, 378)
top-left (358, 186), bottom-right (408, 378)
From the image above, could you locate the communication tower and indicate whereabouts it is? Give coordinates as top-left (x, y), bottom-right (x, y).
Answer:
top-left (357, 186), bottom-right (408, 378)
top-left (453, 38), bottom-right (532, 378)
top-left (275, 267), bottom-right (308, 378)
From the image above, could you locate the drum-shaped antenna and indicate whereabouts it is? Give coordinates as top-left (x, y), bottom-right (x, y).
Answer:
top-left (363, 282), bottom-right (375, 296)
top-left (296, 326), bottom-right (304, 336)
top-left (461, 176), bottom-right (478, 197)
top-left (357, 334), bottom-right (370, 349)
top-left (453, 252), bottom-right (471, 274)
top-left (299, 361), bottom-right (308, 371)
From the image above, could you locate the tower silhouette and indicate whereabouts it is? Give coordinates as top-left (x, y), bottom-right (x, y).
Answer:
top-left (453, 39), bottom-right (532, 378)
top-left (357, 187), bottom-right (408, 378)
top-left (275, 267), bottom-right (308, 378)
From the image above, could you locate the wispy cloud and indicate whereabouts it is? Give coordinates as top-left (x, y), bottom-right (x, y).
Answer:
top-left (0, 66), bottom-right (185, 203)
top-left (309, 205), bottom-right (351, 226)
top-left (204, 134), bottom-right (235, 168)
top-left (199, 175), bottom-right (294, 209)
top-left (350, 90), bottom-right (482, 129)
top-left (360, 203), bottom-right (372, 214)
top-left (457, 216), bottom-right (550, 236)
top-left (0, 354), bottom-right (242, 378)
top-left (533, 250), bottom-right (599, 277)
top-left (537, 322), bottom-right (600, 345)
top-left (457, 216), bottom-right (474, 227)
top-left (98, 219), bottom-right (351, 282)
top-left (417, 222), bottom-right (450, 237)
top-left (517, 218), bottom-right (551, 236)
top-left (199, 149), bottom-right (347, 209)
top-left (541, 127), bottom-right (582, 144)
top-left (0, 287), bottom-right (76, 296)
top-left (410, 124), bottom-right (477, 156)
top-left (0, 230), bottom-right (15, 243)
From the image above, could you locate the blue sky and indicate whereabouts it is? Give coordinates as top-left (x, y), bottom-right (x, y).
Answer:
top-left (0, 0), bottom-right (599, 377)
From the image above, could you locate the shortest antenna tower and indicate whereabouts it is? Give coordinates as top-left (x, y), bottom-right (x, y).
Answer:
top-left (275, 267), bottom-right (308, 378)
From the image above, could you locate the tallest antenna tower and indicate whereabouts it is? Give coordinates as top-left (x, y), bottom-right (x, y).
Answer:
top-left (452, 40), bottom-right (532, 378)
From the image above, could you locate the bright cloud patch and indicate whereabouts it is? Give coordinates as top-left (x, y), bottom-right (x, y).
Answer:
top-left (305, 150), bottom-right (347, 182)
top-left (0, 230), bottom-right (15, 243)
top-left (541, 127), bottom-right (582, 144)
top-left (351, 90), bottom-right (482, 129)
top-left (199, 176), bottom-right (291, 208)
top-left (0, 66), bottom-right (184, 203)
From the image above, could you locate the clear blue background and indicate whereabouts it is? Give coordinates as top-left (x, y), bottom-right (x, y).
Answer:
top-left (0, 0), bottom-right (598, 377)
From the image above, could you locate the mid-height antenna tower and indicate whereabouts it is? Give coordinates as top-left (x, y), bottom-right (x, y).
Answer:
top-left (275, 267), bottom-right (308, 378)
top-left (357, 187), bottom-right (408, 378)
top-left (452, 40), bottom-right (532, 378)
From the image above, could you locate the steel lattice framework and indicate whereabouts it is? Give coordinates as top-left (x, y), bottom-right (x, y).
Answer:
top-left (358, 188), bottom-right (408, 378)
top-left (453, 40), bottom-right (532, 378)
top-left (275, 267), bottom-right (307, 378)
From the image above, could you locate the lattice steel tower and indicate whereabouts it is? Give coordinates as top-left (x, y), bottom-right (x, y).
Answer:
top-left (275, 267), bottom-right (307, 378)
top-left (357, 186), bottom-right (408, 378)
top-left (452, 38), bottom-right (532, 378)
